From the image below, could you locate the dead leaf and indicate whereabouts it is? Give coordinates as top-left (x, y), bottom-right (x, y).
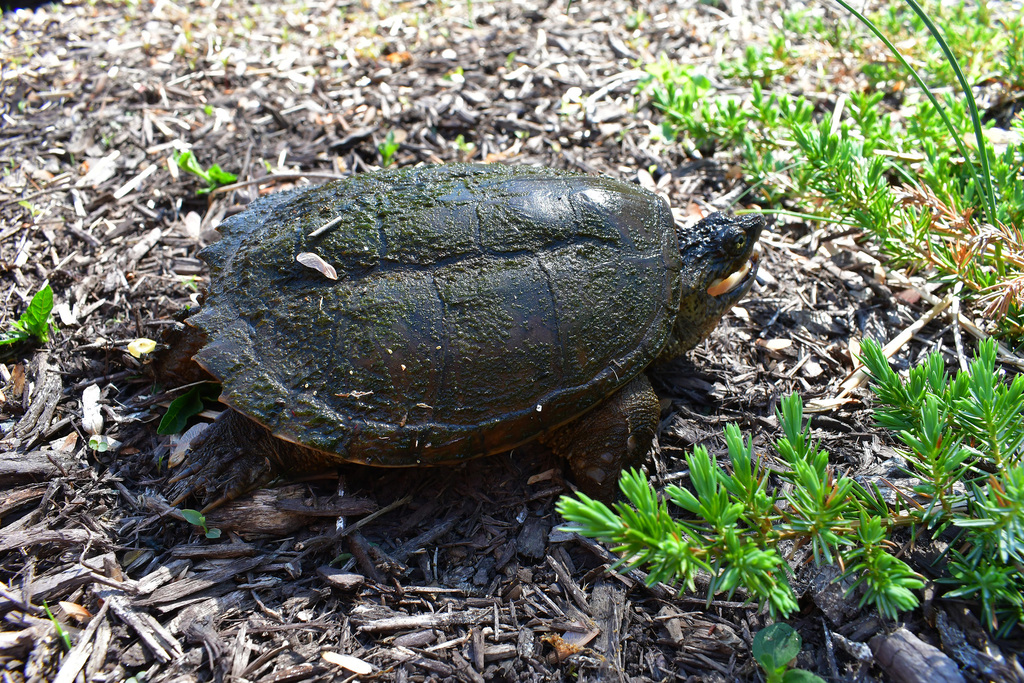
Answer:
top-left (296, 252), bottom-right (338, 280)
top-left (541, 633), bottom-right (584, 662)
top-left (59, 601), bottom-right (93, 622)
top-left (169, 422), bottom-right (210, 468)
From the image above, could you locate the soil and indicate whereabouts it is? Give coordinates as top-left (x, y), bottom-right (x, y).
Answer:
top-left (1, 0), bottom-right (1021, 681)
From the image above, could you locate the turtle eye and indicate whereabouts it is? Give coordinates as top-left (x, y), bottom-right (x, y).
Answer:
top-left (726, 229), bottom-right (747, 255)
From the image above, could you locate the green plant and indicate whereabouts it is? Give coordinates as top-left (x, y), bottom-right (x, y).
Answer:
top-left (560, 339), bottom-right (1024, 632)
top-left (173, 150), bottom-right (238, 195)
top-left (158, 383), bottom-right (221, 435)
top-left (558, 392), bottom-right (922, 619)
top-left (1, 283), bottom-right (54, 348)
top-left (860, 337), bottom-right (1024, 633)
top-left (42, 602), bottom-right (72, 651)
top-left (17, 200), bottom-right (41, 217)
top-left (442, 66), bottom-right (465, 82)
top-left (752, 623), bottom-right (825, 683)
top-left (181, 509), bottom-right (222, 539)
top-left (378, 131), bottom-right (400, 167)
top-left (453, 134), bottom-right (475, 158)
top-left (721, 41), bottom-right (789, 86)
top-left (624, 8), bottom-right (646, 31)
top-left (639, 3), bottom-right (1024, 337)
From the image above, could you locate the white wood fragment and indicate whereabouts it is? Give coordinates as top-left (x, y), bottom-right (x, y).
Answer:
top-left (82, 384), bottom-right (103, 435)
top-left (322, 651), bottom-right (374, 674)
top-left (113, 163), bottom-right (157, 199)
top-left (129, 227), bottom-right (163, 261)
top-left (76, 150), bottom-right (121, 188)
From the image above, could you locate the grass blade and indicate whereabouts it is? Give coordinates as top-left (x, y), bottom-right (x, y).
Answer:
top-left (829, 0), bottom-right (995, 223)
top-left (901, 0), bottom-right (998, 223)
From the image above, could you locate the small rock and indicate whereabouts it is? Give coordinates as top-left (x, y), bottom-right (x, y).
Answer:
top-left (316, 566), bottom-right (365, 590)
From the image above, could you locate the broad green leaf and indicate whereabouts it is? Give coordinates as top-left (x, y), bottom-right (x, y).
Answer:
top-left (783, 669), bottom-right (826, 683)
top-left (158, 382), bottom-right (220, 435)
top-left (753, 623), bottom-right (802, 673)
top-left (0, 283), bottom-right (54, 346)
top-left (180, 509), bottom-right (206, 527)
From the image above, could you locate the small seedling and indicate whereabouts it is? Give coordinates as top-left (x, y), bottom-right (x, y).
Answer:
top-left (443, 66), bottom-right (465, 83)
top-left (454, 134), bottom-right (476, 158)
top-left (378, 131), bottom-right (400, 167)
top-left (17, 200), bottom-right (41, 217)
top-left (88, 435), bottom-right (119, 452)
top-left (752, 624), bottom-right (825, 683)
top-left (625, 8), bottom-right (647, 31)
top-left (173, 150), bottom-right (238, 195)
top-left (181, 509), bottom-right (222, 539)
top-left (1, 283), bottom-right (54, 348)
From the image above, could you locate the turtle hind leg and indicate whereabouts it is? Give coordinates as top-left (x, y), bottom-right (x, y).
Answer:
top-left (541, 373), bottom-right (660, 501)
top-left (166, 409), bottom-right (291, 512)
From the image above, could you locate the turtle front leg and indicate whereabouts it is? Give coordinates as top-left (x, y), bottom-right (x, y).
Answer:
top-left (541, 373), bottom-right (660, 500)
top-left (166, 409), bottom-right (287, 511)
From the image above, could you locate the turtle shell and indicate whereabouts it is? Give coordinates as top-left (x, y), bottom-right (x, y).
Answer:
top-left (189, 164), bottom-right (682, 466)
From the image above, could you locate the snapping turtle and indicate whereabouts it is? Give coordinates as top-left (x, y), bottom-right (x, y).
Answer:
top-left (168, 164), bottom-right (762, 508)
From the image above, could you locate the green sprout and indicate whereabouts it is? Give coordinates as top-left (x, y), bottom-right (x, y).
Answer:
top-left (453, 134), bottom-right (476, 158)
top-left (378, 131), bottom-right (400, 167)
top-left (42, 602), bottom-right (72, 651)
top-left (181, 509), bottom-right (222, 539)
top-left (1, 283), bottom-right (54, 348)
top-left (173, 150), bottom-right (238, 195)
top-left (752, 624), bottom-right (825, 683)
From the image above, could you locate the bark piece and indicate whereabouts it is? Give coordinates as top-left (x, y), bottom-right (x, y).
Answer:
top-left (0, 452), bottom-right (76, 486)
top-left (12, 352), bottom-right (62, 447)
top-left (591, 580), bottom-right (627, 678)
top-left (134, 555), bottom-right (267, 606)
top-left (201, 486), bottom-right (318, 536)
top-left (169, 543), bottom-right (257, 559)
top-left (516, 516), bottom-right (548, 560)
top-left (354, 607), bottom-right (489, 633)
top-left (869, 627), bottom-right (965, 683)
top-left (0, 527), bottom-right (99, 553)
top-left (99, 589), bottom-right (183, 663)
top-left (52, 602), bottom-right (109, 683)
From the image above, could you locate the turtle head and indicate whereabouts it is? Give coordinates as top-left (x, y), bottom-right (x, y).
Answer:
top-left (661, 212), bottom-right (764, 361)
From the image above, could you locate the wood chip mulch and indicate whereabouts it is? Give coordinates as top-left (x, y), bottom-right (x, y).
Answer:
top-left (2, 0), bottom-right (1021, 681)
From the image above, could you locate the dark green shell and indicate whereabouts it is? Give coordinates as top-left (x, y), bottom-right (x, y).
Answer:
top-left (190, 164), bottom-right (681, 466)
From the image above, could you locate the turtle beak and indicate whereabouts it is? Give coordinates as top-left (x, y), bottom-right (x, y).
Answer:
top-left (706, 242), bottom-right (761, 297)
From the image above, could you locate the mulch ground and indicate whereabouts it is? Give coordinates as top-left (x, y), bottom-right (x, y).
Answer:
top-left (1, 0), bottom-right (1021, 681)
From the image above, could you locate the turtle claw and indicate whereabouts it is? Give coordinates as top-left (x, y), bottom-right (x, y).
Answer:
top-left (199, 494), bottom-right (233, 515)
top-left (165, 410), bottom-right (281, 510)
